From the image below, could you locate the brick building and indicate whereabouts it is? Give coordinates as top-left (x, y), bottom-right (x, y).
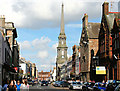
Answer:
top-left (99, 1), bottom-right (119, 81)
top-left (38, 71), bottom-right (51, 81)
top-left (111, 13), bottom-right (120, 80)
top-left (80, 13), bottom-right (100, 82)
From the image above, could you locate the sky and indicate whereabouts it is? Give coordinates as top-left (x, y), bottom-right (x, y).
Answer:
top-left (0, 0), bottom-right (119, 72)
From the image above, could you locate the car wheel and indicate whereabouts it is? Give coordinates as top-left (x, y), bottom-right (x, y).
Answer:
top-left (82, 88), bottom-right (88, 91)
top-left (60, 85), bottom-right (62, 87)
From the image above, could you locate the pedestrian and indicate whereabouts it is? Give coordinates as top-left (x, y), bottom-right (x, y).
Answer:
top-left (2, 80), bottom-right (9, 91)
top-left (7, 80), bottom-right (17, 91)
top-left (14, 80), bottom-right (17, 85)
top-left (102, 80), bottom-right (105, 83)
top-left (0, 85), bottom-right (2, 91)
top-left (16, 80), bottom-right (21, 91)
top-left (21, 79), bottom-right (29, 91)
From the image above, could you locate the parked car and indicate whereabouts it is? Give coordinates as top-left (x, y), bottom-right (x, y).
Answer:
top-left (41, 80), bottom-right (48, 86)
top-left (53, 81), bottom-right (59, 86)
top-left (59, 81), bottom-right (69, 87)
top-left (69, 81), bottom-right (82, 90)
top-left (28, 79), bottom-right (33, 85)
top-left (54, 81), bottom-right (62, 87)
top-left (93, 82), bottom-right (106, 91)
top-left (105, 80), bottom-right (120, 91)
top-left (114, 84), bottom-right (120, 91)
top-left (82, 82), bottom-right (95, 91)
top-left (52, 81), bottom-right (56, 86)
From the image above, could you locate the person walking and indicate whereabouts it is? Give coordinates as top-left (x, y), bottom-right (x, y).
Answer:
top-left (14, 80), bottom-right (16, 85)
top-left (7, 80), bottom-right (17, 91)
top-left (16, 80), bottom-right (21, 91)
top-left (21, 79), bottom-right (29, 91)
top-left (0, 85), bottom-right (2, 91)
top-left (2, 80), bottom-right (9, 91)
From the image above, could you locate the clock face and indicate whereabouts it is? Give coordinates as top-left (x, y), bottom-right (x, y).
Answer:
top-left (62, 55), bottom-right (64, 58)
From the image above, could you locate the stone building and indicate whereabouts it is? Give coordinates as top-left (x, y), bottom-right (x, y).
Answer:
top-left (99, 1), bottom-right (119, 81)
top-left (56, 4), bottom-right (68, 80)
top-left (72, 45), bottom-right (80, 80)
top-left (51, 67), bottom-right (56, 81)
top-left (0, 16), bottom-right (19, 84)
top-left (61, 61), bottom-right (67, 80)
top-left (66, 57), bottom-right (72, 80)
top-left (80, 14), bottom-right (100, 82)
top-left (38, 71), bottom-right (51, 81)
top-left (26, 61), bottom-right (32, 79)
top-left (32, 63), bottom-right (36, 79)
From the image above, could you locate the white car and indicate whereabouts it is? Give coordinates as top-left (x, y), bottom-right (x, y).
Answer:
top-left (69, 82), bottom-right (83, 90)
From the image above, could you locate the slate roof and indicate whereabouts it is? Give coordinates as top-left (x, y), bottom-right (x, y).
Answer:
top-left (87, 23), bottom-right (100, 38)
top-left (105, 12), bottom-right (120, 31)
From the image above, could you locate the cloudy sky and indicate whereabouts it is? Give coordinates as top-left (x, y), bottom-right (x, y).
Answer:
top-left (0, 0), bottom-right (119, 72)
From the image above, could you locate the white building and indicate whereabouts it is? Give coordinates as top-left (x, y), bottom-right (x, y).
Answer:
top-left (19, 57), bottom-right (28, 78)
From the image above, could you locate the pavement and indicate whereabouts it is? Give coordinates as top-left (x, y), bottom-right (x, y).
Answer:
top-left (29, 84), bottom-right (79, 91)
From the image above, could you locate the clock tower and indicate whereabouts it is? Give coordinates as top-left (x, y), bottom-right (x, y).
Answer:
top-left (56, 4), bottom-right (68, 80)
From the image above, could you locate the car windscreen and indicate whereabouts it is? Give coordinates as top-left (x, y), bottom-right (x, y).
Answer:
top-left (76, 82), bottom-right (81, 85)
top-left (72, 82), bottom-right (76, 84)
top-left (42, 81), bottom-right (46, 83)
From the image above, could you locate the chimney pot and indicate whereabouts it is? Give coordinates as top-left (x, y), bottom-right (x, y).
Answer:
top-left (102, 2), bottom-right (109, 15)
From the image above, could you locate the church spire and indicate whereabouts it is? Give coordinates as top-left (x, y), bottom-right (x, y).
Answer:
top-left (60, 3), bottom-right (65, 34)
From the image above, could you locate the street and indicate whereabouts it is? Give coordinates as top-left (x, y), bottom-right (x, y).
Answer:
top-left (29, 84), bottom-right (79, 91)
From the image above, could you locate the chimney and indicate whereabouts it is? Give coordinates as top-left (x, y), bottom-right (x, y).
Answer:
top-left (0, 15), bottom-right (5, 28)
top-left (102, 2), bottom-right (109, 15)
top-left (82, 13), bottom-right (88, 29)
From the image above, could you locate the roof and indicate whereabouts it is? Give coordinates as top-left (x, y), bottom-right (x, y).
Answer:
top-left (5, 22), bottom-right (17, 38)
top-left (5, 22), bottom-right (14, 29)
top-left (38, 72), bottom-right (50, 74)
top-left (105, 12), bottom-right (119, 31)
top-left (87, 23), bottom-right (100, 38)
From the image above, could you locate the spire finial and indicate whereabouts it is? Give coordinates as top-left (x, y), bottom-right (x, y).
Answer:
top-left (60, 3), bottom-right (64, 34)
top-left (62, 3), bottom-right (64, 7)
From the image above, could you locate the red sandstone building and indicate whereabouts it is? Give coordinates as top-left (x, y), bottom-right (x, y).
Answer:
top-left (99, 1), bottom-right (120, 81)
top-left (111, 13), bottom-right (120, 80)
top-left (38, 70), bottom-right (51, 81)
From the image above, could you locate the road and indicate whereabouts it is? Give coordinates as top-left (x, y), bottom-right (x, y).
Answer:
top-left (29, 84), bottom-right (79, 91)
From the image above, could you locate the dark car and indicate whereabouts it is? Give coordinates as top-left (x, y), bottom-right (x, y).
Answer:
top-left (82, 82), bottom-right (95, 91)
top-left (106, 80), bottom-right (120, 91)
top-left (28, 79), bottom-right (33, 85)
top-left (93, 82), bottom-right (106, 91)
top-left (114, 84), bottom-right (120, 91)
top-left (41, 81), bottom-right (48, 86)
top-left (54, 81), bottom-right (62, 87)
top-left (59, 81), bottom-right (69, 87)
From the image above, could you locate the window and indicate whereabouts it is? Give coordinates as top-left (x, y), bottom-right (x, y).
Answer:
top-left (62, 55), bottom-right (64, 58)
top-left (62, 50), bottom-right (64, 55)
top-left (62, 41), bottom-right (64, 45)
top-left (115, 33), bottom-right (119, 49)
